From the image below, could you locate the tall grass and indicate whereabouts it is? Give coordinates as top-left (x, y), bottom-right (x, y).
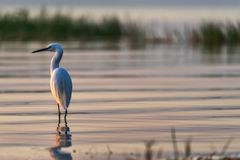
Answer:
top-left (2, 9), bottom-right (240, 48)
top-left (0, 9), bottom-right (143, 42)
top-left (190, 22), bottom-right (240, 46)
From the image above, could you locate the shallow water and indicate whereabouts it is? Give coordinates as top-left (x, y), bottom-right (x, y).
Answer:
top-left (1, 44), bottom-right (240, 159)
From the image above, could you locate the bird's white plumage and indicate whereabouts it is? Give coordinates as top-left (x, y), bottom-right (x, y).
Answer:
top-left (51, 67), bottom-right (72, 110)
top-left (32, 43), bottom-right (72, 112)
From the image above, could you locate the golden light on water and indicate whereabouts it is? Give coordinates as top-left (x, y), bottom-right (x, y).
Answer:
top-left (0, 1), bottom-right (240, 158)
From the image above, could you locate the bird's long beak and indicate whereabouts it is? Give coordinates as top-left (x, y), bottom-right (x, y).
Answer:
top-left (32, 47), bottom-right (50, 53)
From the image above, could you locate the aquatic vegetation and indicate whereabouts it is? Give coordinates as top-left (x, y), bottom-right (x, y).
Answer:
top-left (189, 22), bottom-right (240, 46)
top-left (0, 9), bottom-right (133, 42)
top-left (2, 8), bottom-right (240, 48)
top-left (144, 140), bottom-right (155, 160)
top-left (78, 129), bottom-right (236, 160)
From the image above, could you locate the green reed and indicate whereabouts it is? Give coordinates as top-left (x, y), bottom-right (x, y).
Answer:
top-left (190, 22), bottom-right (240, 46)
top-left (0, 9), bottom-right (142, 42)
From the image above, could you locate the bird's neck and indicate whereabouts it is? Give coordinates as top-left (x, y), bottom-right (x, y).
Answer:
top-left (50, 49), bottom-right (63, 75)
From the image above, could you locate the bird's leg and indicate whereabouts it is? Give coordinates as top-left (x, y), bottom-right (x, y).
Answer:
top-left (64, 120), bottom-right (68, 135)
top-left (57, 120), bottom-right (60, 135)
top-left (64, 109), bottom-right (68, 125)
top-left (57, 104), bottom-right (61, 124)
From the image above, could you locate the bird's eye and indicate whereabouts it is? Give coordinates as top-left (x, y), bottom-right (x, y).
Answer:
top-left (49, 47), bottom-right (54, 51)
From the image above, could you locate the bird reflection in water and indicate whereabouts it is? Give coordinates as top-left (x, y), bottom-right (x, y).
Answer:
top-left (49, 122), bottom-right (72, 160)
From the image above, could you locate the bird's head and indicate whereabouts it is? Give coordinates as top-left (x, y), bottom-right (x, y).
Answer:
top-left (32, 43), bottom-right (63, 53)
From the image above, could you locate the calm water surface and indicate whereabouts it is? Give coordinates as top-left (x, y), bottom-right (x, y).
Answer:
top-left (1, 44), bottom-right (240, 159)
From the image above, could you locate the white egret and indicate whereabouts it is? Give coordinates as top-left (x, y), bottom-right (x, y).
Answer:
top-left (32, 43), bottom-right (72, 124)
